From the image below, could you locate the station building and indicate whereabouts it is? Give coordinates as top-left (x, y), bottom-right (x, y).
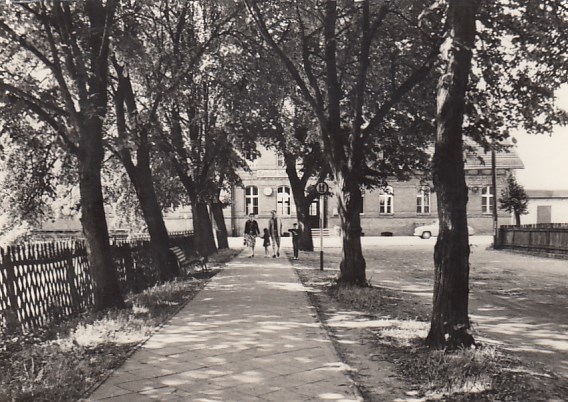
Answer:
top-left (229, 144), bottom-right (524, 237)
top-left (34, 144), bottom-right (524, 239)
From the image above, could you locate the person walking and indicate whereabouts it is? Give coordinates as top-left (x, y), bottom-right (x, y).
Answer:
top-left (244, 213), bottom-right (260, 258)
top-left (262, 228), bottom-right (271, 257)
top-left (288, 223), bottom-right (300, 260)
top-left (268, 210), bottom-right (282, 258)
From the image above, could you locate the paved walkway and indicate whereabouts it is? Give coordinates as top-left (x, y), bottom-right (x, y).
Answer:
top-left (87, 252), bottom-right (362, 402)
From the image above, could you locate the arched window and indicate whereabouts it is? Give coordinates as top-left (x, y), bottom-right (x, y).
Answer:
top-left (277, 185), bottom-right (292, 216)
top-left (245, 186), bottom-right (259, 215)
top-left (416, 189), bottom-right (430, 214)
top-left (481, 186), bottom-right (494, 214)
top-left (379, 186), bottom-right (394, 214)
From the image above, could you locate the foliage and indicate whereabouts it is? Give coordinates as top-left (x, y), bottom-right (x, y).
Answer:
top-left (101, 161), bottom-right (148, 232)
top-left (0, 213), bottom-right (32, 247)
top-left (111, 0), bottom-right (251, 208)
top-left (244, 0), bottom-right (438, 186)
top-left (243, 0), bottom-right (446, 284)
top-left (467, 0), bottom-right (568, 150)
top-left (499, 173), bottom-right (529, 223)
top-left (0, 121), bottom-right (68, 221)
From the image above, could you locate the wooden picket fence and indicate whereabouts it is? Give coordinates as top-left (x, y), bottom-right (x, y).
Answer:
top-left (0, 241), bottom-right (92, 332)
top-left (0, 232), bottom-right (195, 333)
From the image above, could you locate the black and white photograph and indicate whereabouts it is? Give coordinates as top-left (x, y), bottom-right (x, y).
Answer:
top-left (1, 0), bottom-right (567, 400)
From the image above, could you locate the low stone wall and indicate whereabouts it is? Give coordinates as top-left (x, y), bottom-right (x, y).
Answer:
top-left (498, 223), bottom-right (568, 255)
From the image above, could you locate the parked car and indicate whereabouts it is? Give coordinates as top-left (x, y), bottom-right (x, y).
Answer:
top-left (413, 221), bottom-right (475, 239)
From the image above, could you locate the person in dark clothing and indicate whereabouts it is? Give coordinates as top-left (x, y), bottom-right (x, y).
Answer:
top-left (268, 210), bottom-right (282, 258)
top-left (288, 223), bottom-right (300, 260)
top-left (244, 213), bottom-right (260, 257)
top-left (262, 228), bottom-right (271, 257)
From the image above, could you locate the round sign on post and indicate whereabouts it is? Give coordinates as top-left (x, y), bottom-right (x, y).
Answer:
top-left (316, 182), bottom-right (328, 195)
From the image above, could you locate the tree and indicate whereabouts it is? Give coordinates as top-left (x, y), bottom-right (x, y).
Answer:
top-left (426, 0), bottom-right (567, 349)
top-left (217, 25), bottom-right (331, 252)
top-left (106, 1), bottom-right (193, 281)
top-left (154, 0), bottom-right (245, 257)
top-left (426, 0), bottom-right (480, 349)
top-left (0, 1), bottom-right (125, 310)
top-left (244, 0), bottom-right (439, 284)
top-left (282, 127), bottom-right (330, 252)
top-left (499, 174), bottom-right (528, 226)
top-left (209, 136), bottom-right (250, 250)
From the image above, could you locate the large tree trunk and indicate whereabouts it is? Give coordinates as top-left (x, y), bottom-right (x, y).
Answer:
top-left (296, 201), bottom-right (314, 252)
top-left (285, 157), bottom-right (315, 252)
top-left (190, 198), bottom-right (218, 257)
top-left (113, 67), bottom-right (179, 282)
top-left (77, 0), bottom-right (124, 311)
top-left (426, 0), bottom-right (480, 350)
top-left (129, 163), bottom-right (179, 281)
top-left (335, 172), bottom-right (366, 286)
top-left (78, 148), bottom-right (125, 311)
top-left (211, 198), bottom-right (229, 250)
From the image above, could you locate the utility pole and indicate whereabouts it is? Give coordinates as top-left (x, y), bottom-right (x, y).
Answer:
top-left (491, 142), bottom-right (498, 248)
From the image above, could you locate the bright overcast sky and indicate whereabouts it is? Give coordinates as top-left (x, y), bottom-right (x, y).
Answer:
top-left (512, 85), bottom-right (568, 191)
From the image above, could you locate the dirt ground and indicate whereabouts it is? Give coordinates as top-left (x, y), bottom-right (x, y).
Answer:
top-left (291, 240), bottom-right (568, 401)
top-left (366, 242), bottom-right (568, 380)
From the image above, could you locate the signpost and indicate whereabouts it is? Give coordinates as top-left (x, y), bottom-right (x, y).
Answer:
top-left (316, 182), bottom-right (328, 271)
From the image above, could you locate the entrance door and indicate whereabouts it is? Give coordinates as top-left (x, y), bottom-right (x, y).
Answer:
top-left (308, 198), bottom-right (327, 229)
top-left (308, 199), bottom-right (320, 228)
top-left (537, 205), bottom-right (552, 224)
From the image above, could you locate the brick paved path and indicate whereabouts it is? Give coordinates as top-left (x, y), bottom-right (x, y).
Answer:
top-left (87, 252), bottom-right (362, 401)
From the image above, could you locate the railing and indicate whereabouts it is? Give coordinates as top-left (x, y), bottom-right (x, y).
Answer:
top-left (498, 223), bottom-right (568, 255)
top-left (0, 233), bottom-right (195, 333)
top-left (311, 228), bottom-right (332, 237)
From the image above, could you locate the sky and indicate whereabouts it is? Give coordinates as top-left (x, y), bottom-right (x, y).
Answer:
top-left (511, 86), bottom-right (568, 191)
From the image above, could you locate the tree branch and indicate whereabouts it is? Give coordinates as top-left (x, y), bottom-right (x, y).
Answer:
top-left (2, 90), bottom-right (78, 154)
top-left (363, 37), bottom-right (443, 136)
top-left (38, 2), bottom-right (82, 128)
top-left (295, 2), bottom-right (325, 111)
top-left (244, 0), bottom-right (326, 124)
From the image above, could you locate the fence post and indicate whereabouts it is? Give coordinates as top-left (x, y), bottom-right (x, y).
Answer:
top-left (124, 242), bottom-right (141, 293)
top-left (2, 248), bottom-right (21, 334)
top-left (65, 247), bottom-right (82, 314)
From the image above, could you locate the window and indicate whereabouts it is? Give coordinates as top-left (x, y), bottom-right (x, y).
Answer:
top-left (276, 153), bottom-right (285, 168)
top-left (309, 199), bottom-right (319, 216)
top-left (379, 186), bottom-right (394, 214)
top-left (481, 186), bottom-right (494, 214)
top-left (245, 186), bottom-right (259, 215)
top-left (416, 189), bottom-right (430, 214)
top-left (277, 185), bottom-right (292, 216)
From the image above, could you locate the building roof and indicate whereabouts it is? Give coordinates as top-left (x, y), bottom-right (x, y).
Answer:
top-left (526, 189), bottom-right (568, 199)
top-left (464, 143), bottom-right (524, 170)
